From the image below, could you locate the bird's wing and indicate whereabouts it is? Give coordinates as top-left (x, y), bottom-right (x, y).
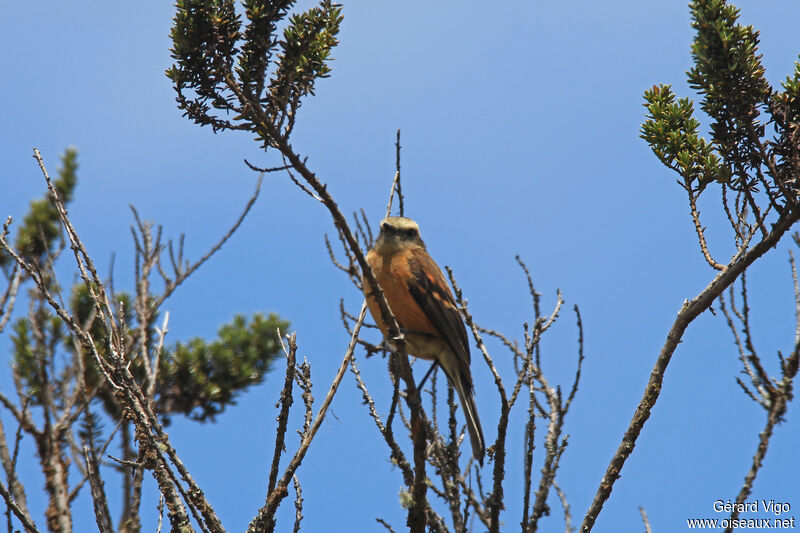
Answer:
top-left (407, 248), bottom-right (485, 463)
top-left (406, 250), bottom-right (471, 368)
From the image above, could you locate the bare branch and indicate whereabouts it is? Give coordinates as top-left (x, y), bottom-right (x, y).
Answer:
top-left (0, 392), bottom-right (38, 438)
top-left (153, 174), bottom-right (263, 308)
top-left (564, 305), bottom-right (585, 412)
top-left (83, 446), bottom-right (113, 533)
top-left (553, 481), bottom-right (572, 533)
top-left (0, 265), bottom-right (22, 334)
top-left (0, 414), bottom-right (28, 518)
top-left (718, 288), bottom-right (760, 392)
top-left (721, 184), bottom-right (744, 242)
top-left (23, 151), bottom-right (225, 532)
top-left (723, 254), bottom-right (800, 531)
top-left (349, 352), bottom-right (413, 487)
top-left (278, 153), bottom-right (322, 202)
top-left (292, 475), bottom-right (303, 533)
top-left (385, 171), bottom-right (401, 220)
top-left (358, 209), bottom-right (374, 250)
top-left (394, 129), bottom-right (404, 217)
top-left (68, 421), bottom-right (122, 503)
top-left (148, 311), bottom-right (170, 400)
top-left (639, 507), bottom-right (653, 533)
top-left (243, 160), bottom-right (293, 173)
top-left (266, 331), bottom-right (297, 500)
top-left (687, 186), bottom-right (725, 270)
top-left (376, 518), bottom-right (397, 533)
top-left (250, 303), bottom-right (368, 532)
top-left (324, 233), bottom-right (356, 279)
top-left (521, 370), bottom-right (536, 530)
top-left (581, 206), bottom-right (800, 533)
top-left (790, 248), bottom-right (800, 346)
top-left (157, 493), bottom-right (165, 533)
top-left (0, 479), bottom-right (39, 533)
top-left (33, 149), bottom-right (118, 340)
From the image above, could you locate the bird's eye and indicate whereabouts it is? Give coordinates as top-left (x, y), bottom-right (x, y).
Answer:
top-left (404, 229), bottom-right (416, 238)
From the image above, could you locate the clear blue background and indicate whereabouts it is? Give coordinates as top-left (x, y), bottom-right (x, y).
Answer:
top-left (2, 1), bottom-right (799, 531)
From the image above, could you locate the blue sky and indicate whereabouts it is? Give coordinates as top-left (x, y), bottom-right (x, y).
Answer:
top-left (2, 1), bottom-right (800, 531)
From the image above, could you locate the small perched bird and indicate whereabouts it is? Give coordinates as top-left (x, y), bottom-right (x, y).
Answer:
top-left (363, 216), bottom-right (485, 463)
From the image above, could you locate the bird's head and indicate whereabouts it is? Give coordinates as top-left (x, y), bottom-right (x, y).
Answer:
top-left (373, 216), bottom-right (426, 252)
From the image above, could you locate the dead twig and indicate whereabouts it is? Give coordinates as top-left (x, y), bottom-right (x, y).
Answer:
top-left (0, 264), bottom-right (22, 334)
top-left (639, 507), bottom-right (652, 533)
top-left (83, 446), bottom-right (113, 533)
top-left (249, 303), bottom-right (368, 532)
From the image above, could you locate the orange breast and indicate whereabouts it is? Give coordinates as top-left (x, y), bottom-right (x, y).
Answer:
top-left (364, 248), bottom-right (439, 349)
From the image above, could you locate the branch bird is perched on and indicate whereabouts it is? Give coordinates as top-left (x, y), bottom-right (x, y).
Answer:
top-left (363, 216), bottom-right (485, 463)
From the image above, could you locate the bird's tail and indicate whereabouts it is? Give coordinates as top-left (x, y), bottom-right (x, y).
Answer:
top-left (449, 370), bottom-right (485, 465)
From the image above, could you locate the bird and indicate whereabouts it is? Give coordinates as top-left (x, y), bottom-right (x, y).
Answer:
top-left (362, 216), bottom-right (485, 463)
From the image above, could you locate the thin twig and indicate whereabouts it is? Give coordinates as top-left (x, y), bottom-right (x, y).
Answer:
top-left (68, 421), bottom-right (122, 503)
top-left (0, 479), bottom-right (39, 533)
top-left (791, 248), bottom-right (800, 347)
top-left (0, 408), bottom-right (29, 517)
top-left (148, 311), bottom-right (170, 400)
top-left (565, 305), bottom-right (585, 412)
top-left (639, 507), bottom-right (652, 533)
top-left (266, 330), bottom-right (297, 499)
top-left (553, 481), bottom-right (572, 533)
top-left (395, 129), bottom-right (404, 217)
top-left (250, 303), bottom-right (369, 532)
top-left (377, 518), bottom-right (397, 533)
top-left (157, 493), bottom-right (165, 533)
top-left (281, 155), bottom-right (323, 202)
top-left (83, 446), bottom-right (113, 533)
top-left (687, 186), bottom-right (724, 270)
top-left (292, 475), bottom-right (303, 533)
top-left (0, 265), bottom-right (22, 334)
top-left (385, 171), bottom-right (401, 219)
top-left (243, 160), bottom-right (293, 173)
top-left (0, 392), bottom-right (38, 438)
top-left (152, 174), bottom-right (264, 308)
top-left (349, 353), bottom-right (413, 487)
